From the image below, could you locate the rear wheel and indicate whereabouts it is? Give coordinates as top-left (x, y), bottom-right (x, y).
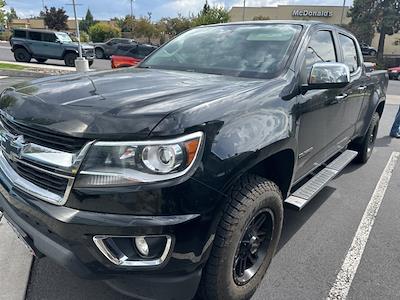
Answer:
top-left (64, 52), bottom-right (77, 67)
top-left (352, 112), bottom-right (380, 164)
top-left (14, 48), bottom-right (31, 63)
top-left (369, 50), bottom-right (377, 56)
top-left (95, 48), bottom-right (105, 59)
top-left (198, 175), bottom-right (283, 300)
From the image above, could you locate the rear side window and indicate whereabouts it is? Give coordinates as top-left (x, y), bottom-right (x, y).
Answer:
top-left (339, 34), bottom-right (359, 73)
top-left (306, 30), bottom-right (337, 68)
top-left (13, 30), bottom-right (26, 38)
top-left (28, 31), bottom-right (42, 41)
top-left (42, 33), bottom-right (56, 43)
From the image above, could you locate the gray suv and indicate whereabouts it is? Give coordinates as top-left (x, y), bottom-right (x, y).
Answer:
top-left (10, 29), bottom-right (95, 67)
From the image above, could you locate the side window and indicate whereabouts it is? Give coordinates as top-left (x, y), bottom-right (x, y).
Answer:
top-left (13, 30), bottom-right (26, 38)
top-left (339, 34), bottom-right (359, 73)
top-left (28, 31), bottom-right (42, 41)
top-left (305, 30), bottom-right (337, 69)
top-left (43, 33), bottom-right (56, 43)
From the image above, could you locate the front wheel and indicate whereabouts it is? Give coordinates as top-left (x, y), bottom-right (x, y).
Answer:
top-left (64, 53), bottom-right (78, 67)
top-left (95, 48), bottom-right (104, 59)
top-left (369, 50), bottom-right (377, 56)
top-left (198, 175), bottom-right (283, 300)
top-left (352, 112), bottom-right (380, 163)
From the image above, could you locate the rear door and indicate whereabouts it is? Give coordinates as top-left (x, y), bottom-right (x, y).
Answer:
top-left (27, 31), bottom-right (42, 55)
top-left (337, 33), bottom-right (366, 138)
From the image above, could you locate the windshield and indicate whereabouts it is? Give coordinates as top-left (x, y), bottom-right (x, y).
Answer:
top-left (55, 32), bottom-right (73, 43)
top-left (141, 24), bottom-right (301, 79)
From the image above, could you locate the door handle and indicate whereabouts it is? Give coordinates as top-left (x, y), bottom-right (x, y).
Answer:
top-left (357, 85), bottom-right (367, 91)
top-left (335, 93), bottom-right (348, 101)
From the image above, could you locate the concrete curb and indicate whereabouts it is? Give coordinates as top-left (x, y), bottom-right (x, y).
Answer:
top-left (0, 219), bottom-right (33, 300)
top-left (0, 70), bottom-right (47, 78)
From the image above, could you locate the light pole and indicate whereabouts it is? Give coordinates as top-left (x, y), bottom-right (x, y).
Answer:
top-left (70, 0), bottom-right (89, 71)
top-left (72, 0), bottom-right (82, 59)
top-left (340, 0), bottom-right (346, 25)
top-left (242, 0), bottom-right (246, 21)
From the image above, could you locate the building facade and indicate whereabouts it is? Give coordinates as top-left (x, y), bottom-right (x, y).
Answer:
top-left (229, 5), bottom-right (399, 55)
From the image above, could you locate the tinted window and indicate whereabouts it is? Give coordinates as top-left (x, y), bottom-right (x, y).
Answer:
top-left (28, 31), bottom-right (42, 41)
top-left (13, 30), bottom-right (26, 38)
top-left (141, 24), bottom-right (302, 79)
top-left (306, 30), bottom-right (337, 68)
top-left (339, 34), bottom-right (359, 73)
top-left (42, 33), bottom-right (56, 43)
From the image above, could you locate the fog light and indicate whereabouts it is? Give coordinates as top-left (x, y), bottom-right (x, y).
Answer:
top-left (135, 236), bottom-right (149, 257)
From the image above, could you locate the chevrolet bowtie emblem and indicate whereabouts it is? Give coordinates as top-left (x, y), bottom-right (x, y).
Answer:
top-left (0, 132), bottom-right (26, 160)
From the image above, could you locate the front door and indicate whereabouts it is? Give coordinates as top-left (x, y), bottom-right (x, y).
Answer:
top-left (41, 33), bottom-right (63, 58)
top-left (295, 29), bottom-right (347, 181)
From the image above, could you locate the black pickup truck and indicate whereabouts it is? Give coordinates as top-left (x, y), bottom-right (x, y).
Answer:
top-left (0, 21), bottom-right (388, 300)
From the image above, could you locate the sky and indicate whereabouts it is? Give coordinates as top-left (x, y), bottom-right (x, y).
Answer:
top-left (5, 0), bottom-right (353, 21)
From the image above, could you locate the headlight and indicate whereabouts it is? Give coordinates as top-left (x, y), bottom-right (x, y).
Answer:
top-left (75, 132), bottom-right (204, 187)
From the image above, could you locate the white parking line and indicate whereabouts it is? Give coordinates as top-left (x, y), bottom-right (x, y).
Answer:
top-left (327, 151), bottom-right (400, 300)
top-left (0, 76), bottom-right (8, 80)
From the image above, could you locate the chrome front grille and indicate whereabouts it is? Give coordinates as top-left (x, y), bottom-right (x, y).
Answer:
top-left (0, 115), bottom-right (88, 153)
top-left (4, 156), bottom-right (69, 195)
top-left (0, 114), bottom-right (93, 206)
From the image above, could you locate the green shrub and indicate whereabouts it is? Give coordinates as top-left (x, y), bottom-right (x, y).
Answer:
top-left (0, 31), bottom-right (11, 41)
top-left (88, 23), bottom-right (121, 42)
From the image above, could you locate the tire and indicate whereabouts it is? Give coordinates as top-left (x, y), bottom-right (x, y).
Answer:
top-left (64, 52), bottom-right (77, 67)
top-left (369, 50), bottom-right (377, 56)
top-left (14, 48), bottom-right (31, 63)
top-left (95, 48), bottom-right (104, 59)
top-left (198, 174), bottom-right (283, 300)
top-left (353, 112), bottom-right (380, 164)
top-left (36, 58), bottom-right (47, 63)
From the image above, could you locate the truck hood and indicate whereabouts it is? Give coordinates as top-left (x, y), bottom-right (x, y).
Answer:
top-left (0, 68), bottom-right (270, 139)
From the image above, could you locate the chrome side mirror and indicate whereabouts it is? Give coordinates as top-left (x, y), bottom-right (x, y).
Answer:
top-left (305, 62), bottom-right (350, 91)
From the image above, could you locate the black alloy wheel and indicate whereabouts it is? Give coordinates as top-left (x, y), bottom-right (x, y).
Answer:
top-left (233, 208), bottom-right (274, 285)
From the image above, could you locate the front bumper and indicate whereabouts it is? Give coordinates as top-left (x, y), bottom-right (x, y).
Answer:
top-left (0, 176), bottom-right (210, 299)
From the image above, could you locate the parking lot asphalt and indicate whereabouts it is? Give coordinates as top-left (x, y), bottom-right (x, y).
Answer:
top-left (0, 74), bottom-right (399, 300)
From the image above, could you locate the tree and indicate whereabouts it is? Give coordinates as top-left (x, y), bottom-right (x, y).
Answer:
top-left (6, 8), bottom-right (18, 25)
top-left (253, 15), bottom-right (270, 20)
top-left (159, 15), bottom-right (193, 36)
top-left (115, 15), bottom-right (135, 32)
top-left (0, 0), bottom-right (6, 26)
top-left (80, 9), bottom-right (96, 33)
top-left (375, 0), bottom-right (400, 62)
top-left (134, 17), bottom-right (159, 43)
top-left (42, 6), bottom-right (69, 31)
top-left (347, 0), bottom-right (376, 44)
top-left (348, 0), bottom-right (400, 64)
top-left (193, 5), bottom-right (230, 26)
top-left (88, 23), bottom-right (121, 42)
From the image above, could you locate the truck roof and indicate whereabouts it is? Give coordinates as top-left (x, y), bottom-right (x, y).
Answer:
top-left (12, 28), bottom-right (67, 34)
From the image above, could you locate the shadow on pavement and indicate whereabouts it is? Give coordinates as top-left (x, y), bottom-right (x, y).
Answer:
top-left (277, 186), bottom-right (336, 252)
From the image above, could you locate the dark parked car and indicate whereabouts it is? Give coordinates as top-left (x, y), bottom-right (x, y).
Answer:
top-left (10, 28), bottom-right (95, 67)
top-left (360, 42), bottom-right (377, 56)
top-left (0, 21), bottom-right (388, 300)
top-left (111, 44), bottom-right (157, 68)
top-left (93, 38), bottom-right (137, 59)
top-left (388, 66), bottom-right (400, 80)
